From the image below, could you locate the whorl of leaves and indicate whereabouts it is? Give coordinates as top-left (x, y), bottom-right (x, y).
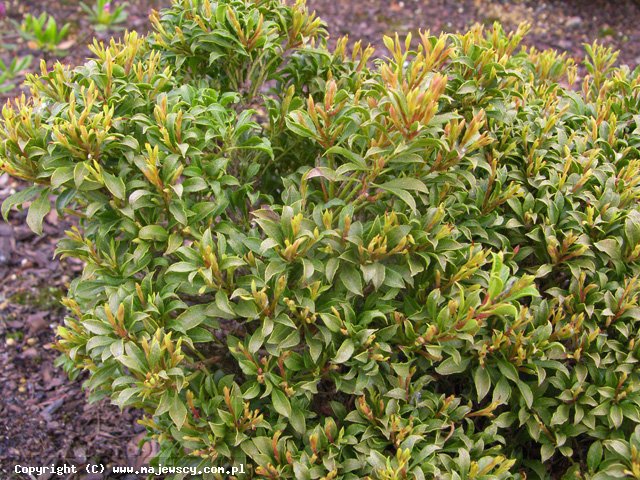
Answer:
top-left (2, 0), bottom-right (640, 478)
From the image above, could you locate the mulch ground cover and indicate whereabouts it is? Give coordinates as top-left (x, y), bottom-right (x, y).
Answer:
top-left (1, 0), bottom-right (640, 478)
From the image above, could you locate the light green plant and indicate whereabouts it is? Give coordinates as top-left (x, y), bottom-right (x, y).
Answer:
top-left (0, 55), bottom-right (32, 93)
top-left (19, 12), bottom-right (71, 52)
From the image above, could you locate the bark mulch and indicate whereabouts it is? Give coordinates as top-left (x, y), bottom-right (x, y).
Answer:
top-left (2, 0), bottom-right (640, 478)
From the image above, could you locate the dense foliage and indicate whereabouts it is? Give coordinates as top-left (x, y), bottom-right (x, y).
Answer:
top-left (2, 0), bottom-right (640, 478)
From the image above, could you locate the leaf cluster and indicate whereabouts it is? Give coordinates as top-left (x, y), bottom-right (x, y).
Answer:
top-left (18, 12), bottom-right (71, 52)
top-left (0, 54), bottom-right (32, 93)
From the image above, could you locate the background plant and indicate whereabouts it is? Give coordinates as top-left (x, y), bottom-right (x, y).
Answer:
top-left (81, 0), bottom-right (128, 30)
top-left (18, 12), bottom-right (71, 52)
top-left (2, 0), bottom-right (640, 479)
top-left (0, 54), bottom-right (32, 93)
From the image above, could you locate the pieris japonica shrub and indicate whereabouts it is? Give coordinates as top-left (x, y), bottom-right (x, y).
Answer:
top-left (2, 0), bottom-right (640, 478)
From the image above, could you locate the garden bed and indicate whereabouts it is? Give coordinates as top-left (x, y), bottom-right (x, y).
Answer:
top-left (1, 0), bottom-right (640, 478)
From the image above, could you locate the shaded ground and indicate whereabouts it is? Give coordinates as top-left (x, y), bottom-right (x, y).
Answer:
top-left (1, 0), bottom-right (640, 478)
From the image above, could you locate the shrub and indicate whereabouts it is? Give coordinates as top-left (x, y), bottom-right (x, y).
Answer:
top-left (2, 0), bottom-right (640, 478)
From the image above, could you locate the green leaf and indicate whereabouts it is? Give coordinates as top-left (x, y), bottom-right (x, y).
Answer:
top-left (497, 359), bottom-right (519, 383)
top-left (326, 258), bottom-right (339, 283)
top-left (340, 265), bottom-right (363, 296)
top-left (540, 443), bottom-right (555, 463)
top-left (155, 391), bottom-right (172, 416)
top-left (116, 353), bottom-right (146, 375)
top-left (215, 290), bottom-right (235, 316)
top-left (551, 404), bottom-right (569, 425)
top-left (290, 403), bottom-right (306, 434)
top-left (249, 324), bottom-right (265, 353)
top-left (169, 393), bottom-right (187, 430)
top-left (435, 357), bottom-right (470, 375)
top-left (625, 211), bottom-right (640, 245)
top-left (115, 387), bottom-right (139, 408)
top-left (169, 201), bottom-right (188, 225)
top-left (376, 178), bottom-right (428, 194)
top-left (587, 441), bottom-right (602, 472)
top-left (166, 262), bottom-right (197, 273)
top-left (325, 146), bottom-right (366, 170)
top-left (604, 439), bottom-right (630, 458)
top-left (334, 338), bottom-right (355, 364)
top-left (376, 184), bottom-right (416, 212)
top-left (374, 178), bottom-right (429, 212)
top-left (285, 111), bottom-right (317, 139)
top-left (167, 304), bottom-right (208, 333)
top-left (74, 162), bottom-right (89, 188)
top-left (486, 303), bottom-right (518, 317)
top-left (361, 263), bottom-right (385, 290)
top-left (609, 404), bottom-right (623, 429)
top-left (487, 253), bottom-right (505, 299)
top-left (505, 283), bottom-right (539, 301)
top-left (139, 225), bottom-right (168, 242)
top-left (320, 313), bottom-right (341, 333)
top-left (272, 388), bottom-right (291, 418)
top-left (26, 190), bottom-right (51, 235)
top-left (474, 367), bottom-right (491, 401)
top-left (516, 380), bottom-right (533, 409)
top-left (103, 172), bottom-right (126, 200)
top-left (1, 186), bottom-right (40, 220)
top-left (594, 238), bottom-right (621, 260)
top-left (492, 377), bottom-right (511, 404)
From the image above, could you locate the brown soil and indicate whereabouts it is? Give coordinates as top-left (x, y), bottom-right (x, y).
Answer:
top-left (1, 0), bottom-right (640, 478)
top-left (308, 0), bottom-right (640, 68)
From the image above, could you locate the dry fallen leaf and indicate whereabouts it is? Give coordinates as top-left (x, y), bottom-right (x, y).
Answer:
top-left (26, 311), bottom-right (49, 335)
top-left (127, 432), bottom-right (158, 468)
top-left (56, 38), bottom-right (77, 50)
